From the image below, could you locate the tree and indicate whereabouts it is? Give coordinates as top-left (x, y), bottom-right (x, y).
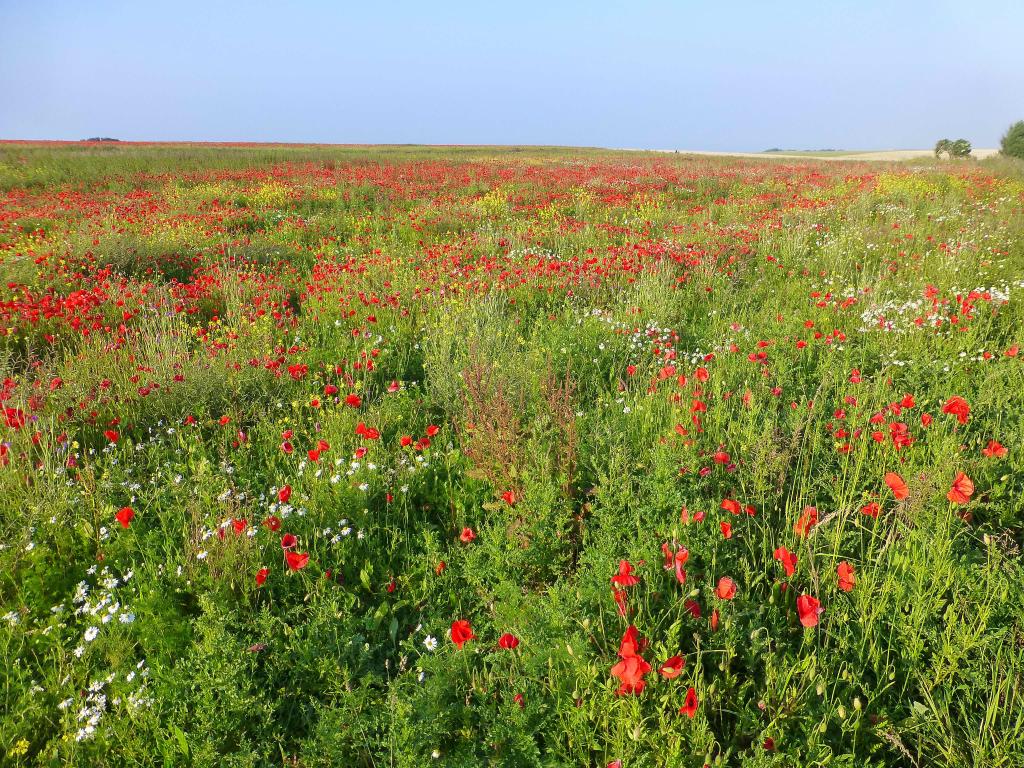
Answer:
top-left (1001, 121), bottom-right (1024, 159)
top-left (949, 138), bottom-right (972, 158)
top-left (934, 138), bottom-right (971, 159)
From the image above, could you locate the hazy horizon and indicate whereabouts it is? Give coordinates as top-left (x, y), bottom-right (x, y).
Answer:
top-left (2, 0), bottom-right (1022, 151)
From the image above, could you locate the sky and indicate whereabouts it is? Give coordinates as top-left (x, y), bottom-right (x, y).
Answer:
top-left (1, 0), bottom-right (1022, 151)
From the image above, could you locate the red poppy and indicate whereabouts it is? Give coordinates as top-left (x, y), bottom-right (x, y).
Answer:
top-left (721, 498), bottom-right (741, 515)
top-left (263, 515), bottom-right (281, 531)
top-left (426, 424), bottom-right (440, 437)
top-left (837, 561), bottom-right (855, 592)
top-left (618, 625), bottom-right (643, 658)
top-left (720, 521), bottom-right (732, 539)
top-left (773, 546), bottom-right (797, 577)
top-left (255, 567), bottom-right (269, 586)
top-left (861, 502), bottom-right (880, 518)
top-left (611, 560), bottom-right (640, 587)
top-left (611, 654), bottom-right (652, 695)
top-left (104, 429), bottom-right (119, 443)
top-left (982, 440), bottom-right (1007, 458)
top-left (459, 527), bottom-right (476, 544)
top-left (666, 545), bottom-right (689, 584)
top-left (659, 655), bottom-right (685, 679)
top-left (884, 472), bottom-right (909, 501)
top-left (498, 633), bottom-right (520, 650)
top-left (679, 686), bottom-right (699, 718)
top-left (115, 506), bottom-right (134, 528)
top-left (278, 484), bottom-right (292, 503)
top-left (715, 576), bottom-right (736, 600)
top-left (345, 394), bottom-right (361, 408)
top-left (793, 506), bottom-right (818, 537)
top-left (684, 599), bottom-right (701, 619)
top-left (501, 489), bottom-right (517, 505)
top-left (797, 594), bottom-right (822, 627)
top-left (281, 533), bottom-right (297, 549)
top-left (946, 472), bottom-right (974, 504)
top-left (285, 551), bottom-right (309, 571)
top-left (451, 619), bottom-right (475, 649)
top-left (941, 396), bottom-right (970, 425)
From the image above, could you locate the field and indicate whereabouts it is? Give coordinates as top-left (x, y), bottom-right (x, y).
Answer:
top-left (1, 142), bottom-right (1023, 767)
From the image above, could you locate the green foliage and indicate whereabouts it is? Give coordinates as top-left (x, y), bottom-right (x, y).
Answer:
top-left (1001, 120), bottom-right (1024, 159)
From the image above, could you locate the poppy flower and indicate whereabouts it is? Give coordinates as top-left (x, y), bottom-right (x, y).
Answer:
top-left (659, 655), bottom-right (685, 679)
top-left (345, 394), bottom-right (361, 408)
top-left (285, 551), bottom-right (309, 571)
top-left (861, 502), bottom-right (880, 518)
top-left (459, 527), bottom-right (476, 544)
top-left (796, 594), bottom-right (822, 627)
top-left (498, 633), bottom-right (520, 650)
top-left (946, 472), bottom-right (974, 504)
top-left (255, 567), bottom-right (269, 586)
top-left (793, 506), bottom-right (818, 537)
top-left (720, 498), bottom-right (741, 515)
top-left (115, 506), bottom-right (134, 528)
top-left (661, 544), bottom-right (689, 585)
top-left (451, 619), bottom-right (475, 649)
top-left (982, 440), bottom-right (1007, 458)
top-left (720, 521), bottom-right (732, 539)
top-left (679, 687), bottom-right (699, 718)
top-left (612, 587), bottom-right (628, 616)
top-left (941, 396), bottom-right (970, 424)
top-left (278, 484), bottom-right (292, 503)
top-left (611, 560), bottom-right (640, 587)
top-left (837, 561), bottom-right (855, 592)
top-left (103, 429), bottom-right (119, 443)
top-left (884, 472), bottom-right (909, 501)
top-left (773, 546), bottom-right (797, 577)
top-left (618, 625), bottom-right (643, 658)
top-left (263, 515), bottom-right (281, 531)
top-left (426, 424), bottom-right (440, 437)
top-left (715, 576), bottom-right (736, 600)
top-left (611, 654), bottom-right (652, 695)
top-left (501, 489), bottom-right (517, 505)
top-left (281, 533), bottom-right (297, 549)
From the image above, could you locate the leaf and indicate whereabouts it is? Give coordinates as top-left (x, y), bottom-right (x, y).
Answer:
top-left (171, 725), bottom-right (189, 756)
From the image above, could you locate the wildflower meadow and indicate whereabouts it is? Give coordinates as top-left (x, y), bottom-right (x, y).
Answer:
top-left (1, 142), bottom-right (1023, 767)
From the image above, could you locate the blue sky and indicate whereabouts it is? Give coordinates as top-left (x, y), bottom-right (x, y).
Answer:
top-left (2, 0), bottom-right (1022, 150)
